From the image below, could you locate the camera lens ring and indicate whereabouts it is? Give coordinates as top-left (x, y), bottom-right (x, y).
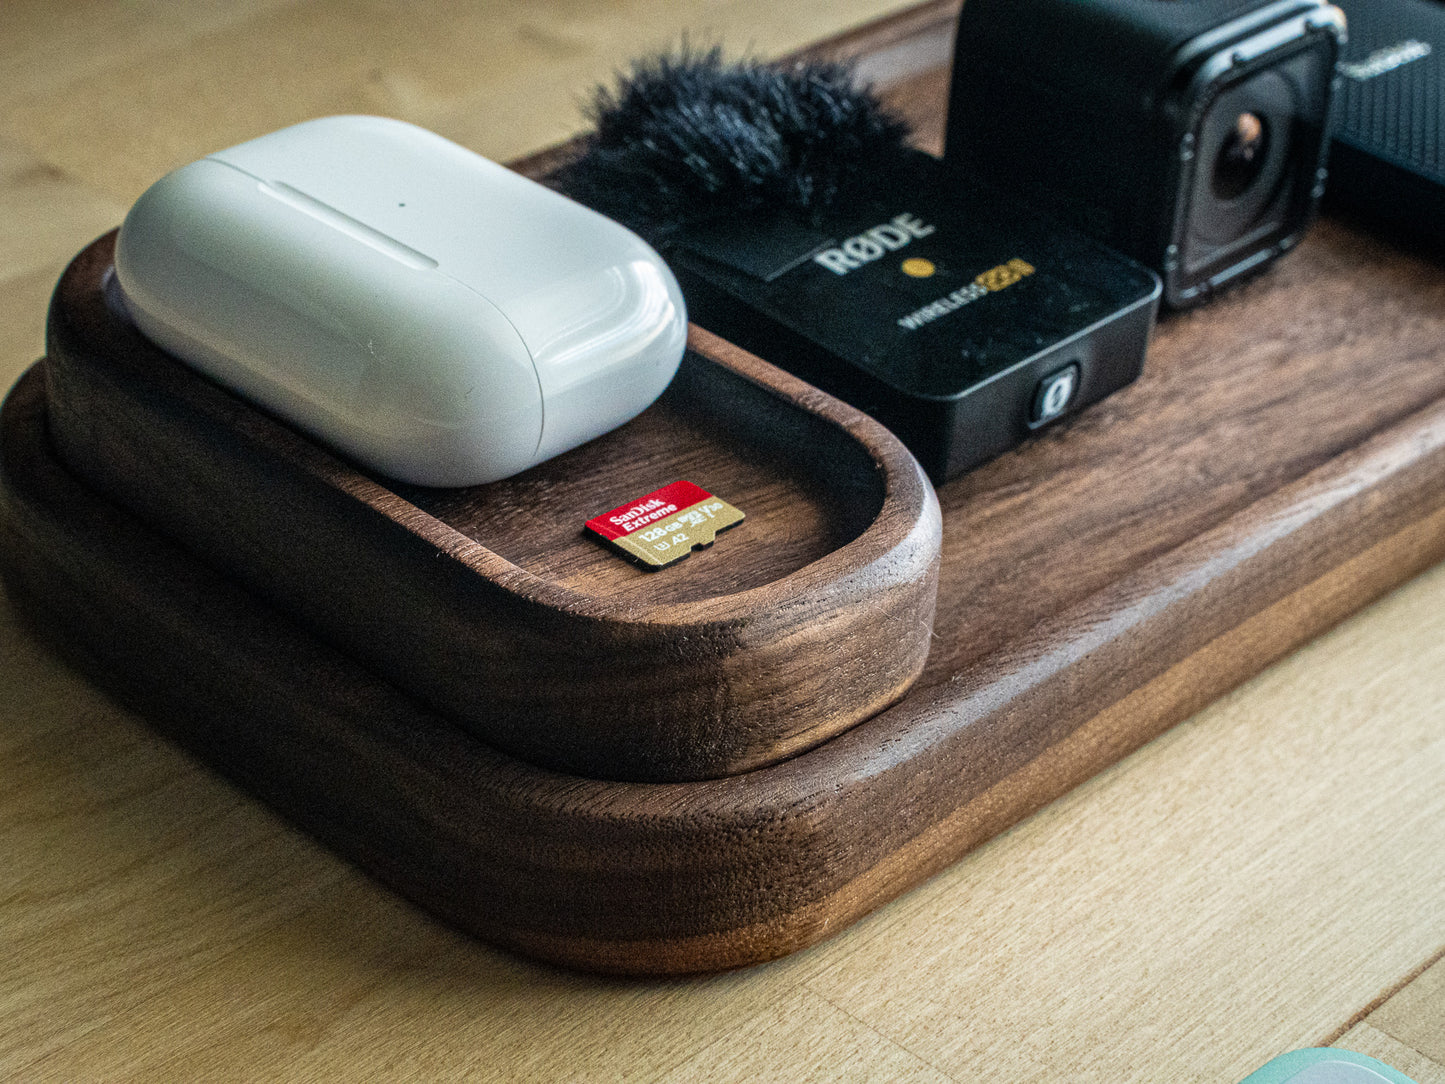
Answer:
top-left (1185, 70), bottom-right (1297, 257)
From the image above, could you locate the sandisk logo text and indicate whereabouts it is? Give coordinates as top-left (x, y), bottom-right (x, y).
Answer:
top-left (813, 213), bottom-right (937, 275)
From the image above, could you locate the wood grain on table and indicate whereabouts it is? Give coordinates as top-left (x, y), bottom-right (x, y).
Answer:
top-left (1, 1), bottom-right (1442, 1080)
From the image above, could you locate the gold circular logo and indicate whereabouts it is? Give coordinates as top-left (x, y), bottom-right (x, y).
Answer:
top-left (901, 257), bottom-right (936, 278)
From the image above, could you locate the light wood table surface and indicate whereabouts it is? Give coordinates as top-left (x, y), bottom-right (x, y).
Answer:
top-left (2, 2), bottom-right (1442, 1080)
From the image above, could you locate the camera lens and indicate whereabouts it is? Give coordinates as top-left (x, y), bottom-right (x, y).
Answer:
top-left (1184, 70), bottom-right (1301, 272)
top-left (1211, 112), bottom-right (1270, 201)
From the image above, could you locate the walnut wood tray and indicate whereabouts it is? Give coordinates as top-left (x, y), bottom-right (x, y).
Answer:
top-left (5, 0), bottom-right (1445, 975)
top-left (36, 233), bottom-right (941, 784)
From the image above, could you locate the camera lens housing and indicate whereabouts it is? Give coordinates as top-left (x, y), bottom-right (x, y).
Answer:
top-left (1172, 22), bottom-right (1341, 303)
top-left (945, 0), bottom-right (1346, 308)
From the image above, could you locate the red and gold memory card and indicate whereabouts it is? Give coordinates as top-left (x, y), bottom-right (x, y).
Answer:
top-left (586, 480), bottom-right (745, 569)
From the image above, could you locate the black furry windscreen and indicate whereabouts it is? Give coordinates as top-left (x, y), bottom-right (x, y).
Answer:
top-left (547, 47), bottom-right (912, 236)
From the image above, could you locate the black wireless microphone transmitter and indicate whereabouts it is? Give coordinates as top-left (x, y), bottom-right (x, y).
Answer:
top-left (550, 52), bottom-right (1160, 484)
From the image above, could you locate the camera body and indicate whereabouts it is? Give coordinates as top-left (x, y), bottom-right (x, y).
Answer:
top-left (945, 0), bottom-right (1346, 308)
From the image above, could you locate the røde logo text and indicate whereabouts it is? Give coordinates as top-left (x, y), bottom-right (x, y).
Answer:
top-left (812, 213), bottom-right (937, 275)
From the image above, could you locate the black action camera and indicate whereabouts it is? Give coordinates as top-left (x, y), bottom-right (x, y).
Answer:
top-left (946, 0), bottom-right (1347, 308)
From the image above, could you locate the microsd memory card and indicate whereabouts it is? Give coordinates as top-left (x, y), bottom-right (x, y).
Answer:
top-left (586, 480), bottom-right (745, 569)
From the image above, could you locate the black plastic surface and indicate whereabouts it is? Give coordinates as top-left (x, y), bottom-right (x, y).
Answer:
top-left (1327, 0), bottom-right (1445, 248)
top-left (666, 153), bottom-right (1160, 482)
top-left (945, 0), bottom-right (1343, 307)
